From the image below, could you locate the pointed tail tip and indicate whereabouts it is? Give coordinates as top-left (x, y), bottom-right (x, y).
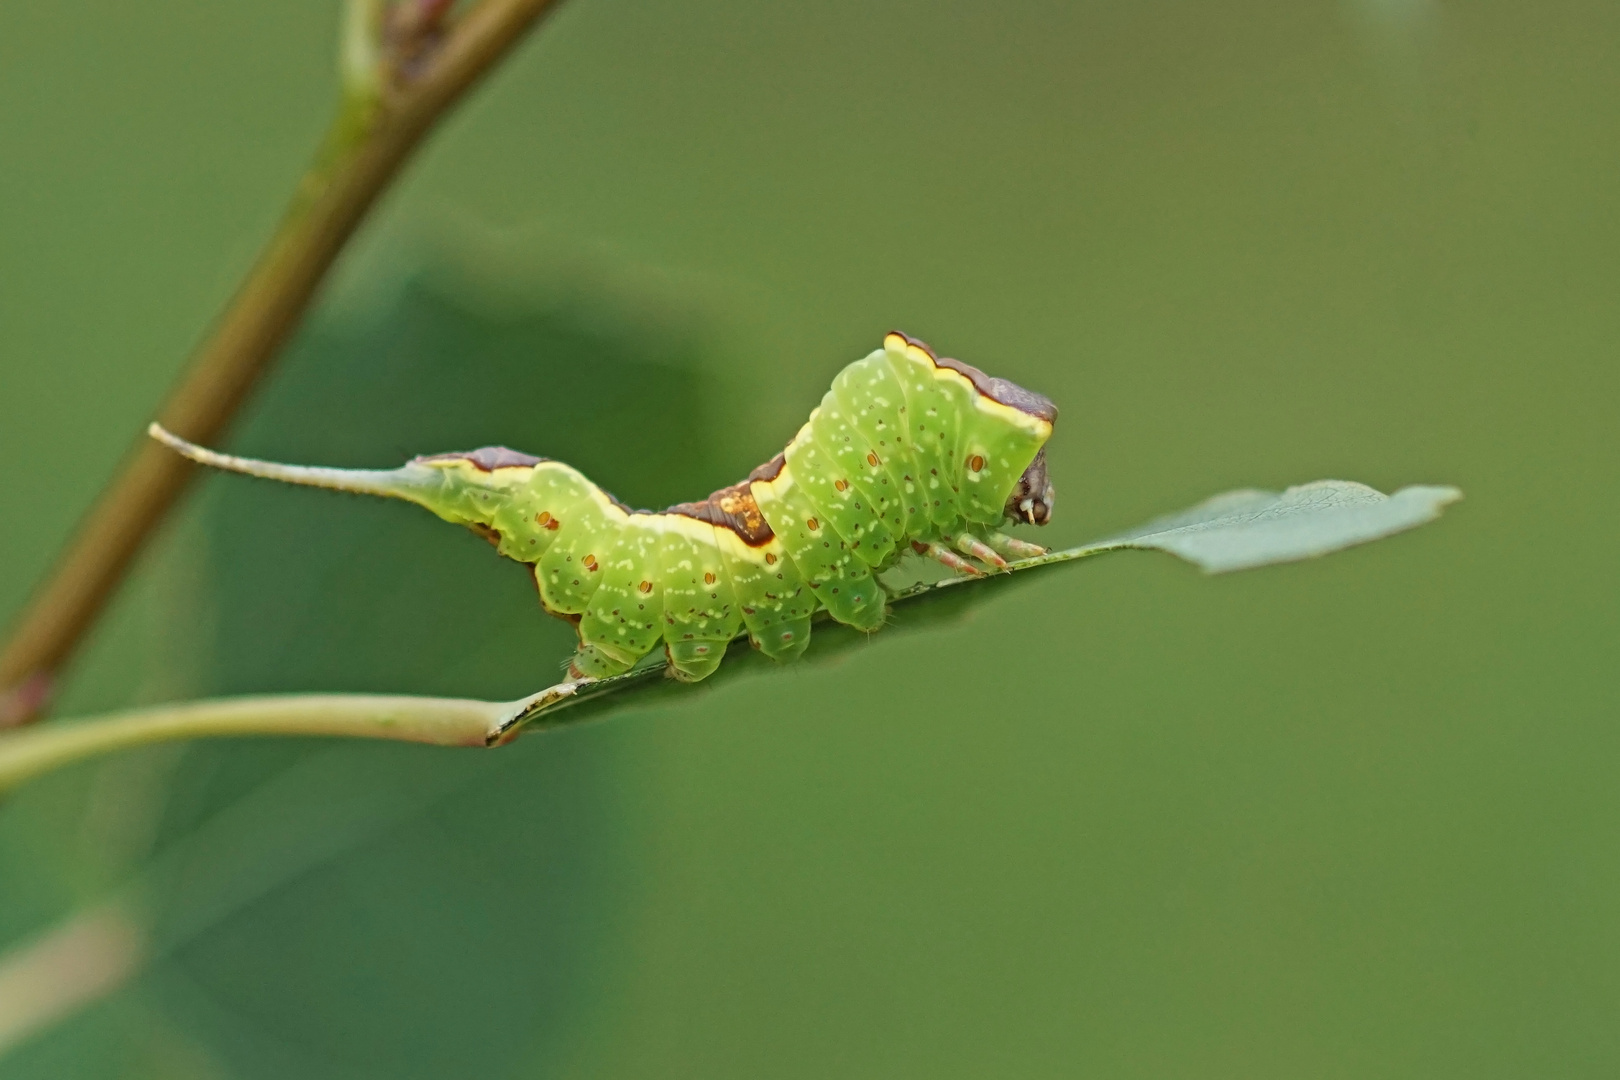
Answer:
top-left (148, 422), bottom-right (196, 458)
top-left (143, 425), bottom-right (441, 502)
top-left (149, 423), bottom-right (232, 472)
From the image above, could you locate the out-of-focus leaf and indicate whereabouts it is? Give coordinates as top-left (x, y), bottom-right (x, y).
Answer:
top-left (0, 242), bottom-right (742, 1080)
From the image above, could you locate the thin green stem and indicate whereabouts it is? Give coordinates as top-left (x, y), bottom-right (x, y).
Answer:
top-left (0, 695), bottom-right (503, 794)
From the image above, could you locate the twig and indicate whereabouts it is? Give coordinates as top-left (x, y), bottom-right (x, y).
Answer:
top-left (0, 904), bottom-right (144, 1058)
top-left (0, 0), bottom-right (570, 726)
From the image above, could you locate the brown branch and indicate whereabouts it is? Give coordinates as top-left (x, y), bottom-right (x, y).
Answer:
top-left (0, 0), bottom-right (569, 727)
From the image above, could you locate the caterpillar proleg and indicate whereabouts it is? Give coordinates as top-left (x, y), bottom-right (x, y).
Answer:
top-left (151, 332), bottom-right (1057, 682)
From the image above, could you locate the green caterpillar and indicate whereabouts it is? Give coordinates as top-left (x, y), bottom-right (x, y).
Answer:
top-left (151, 332), bottom-right (1057, 682)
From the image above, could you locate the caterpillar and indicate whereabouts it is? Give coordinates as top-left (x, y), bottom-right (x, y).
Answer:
top-left (151, 332), bottom-right (1057, 683)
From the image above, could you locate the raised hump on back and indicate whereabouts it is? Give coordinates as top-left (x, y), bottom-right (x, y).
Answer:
top-left (665, 481), bottom-right (776, 546)
top-left (413, 446), bottom-right (546, 471)
top-left (883, 331), bottom-right (1058, 424)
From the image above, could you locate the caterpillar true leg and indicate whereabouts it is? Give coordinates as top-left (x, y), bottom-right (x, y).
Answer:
top-left (953, 533), bottom-right (1009, 570)
top-left (911, 539), bottom-right (984, 576)
top-left (983, 531), bottom-right (1047, 560)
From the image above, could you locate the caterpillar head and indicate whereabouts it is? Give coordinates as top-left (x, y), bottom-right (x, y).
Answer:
top-left (1005, 447), bottom-right (1054, 526)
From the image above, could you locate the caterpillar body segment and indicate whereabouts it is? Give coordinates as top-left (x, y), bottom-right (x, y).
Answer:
top-left (748, 464), bottom-right (886, 632)
top-left (533, 477), bottom-right (631, 615)
top-left (656, 517), bottom-right (743, 681)
top-left (784, 415), bottom-right (899, 567)
top-left (882, 333), bottom-right (974, 526)
top-left (148, 331), bottom-right (1057, 683)
top-left (843, 348), bottom-right (930, 540)
top-left (718, 529), bottom-right (814, 662)
top-left (572, 514), bottom-right (665, 678)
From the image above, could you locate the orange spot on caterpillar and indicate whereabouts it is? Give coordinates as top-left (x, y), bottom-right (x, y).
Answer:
top-left (535, 511), bottom-right (552, 526)
top-left (639, 580), bottom-right (654, 593)
top-left (968, 454), bottom-right (985, 472)
top-left (582, 554), bottom-right (598, 571)
top-left (704, 572), bottom-right (716, 585)
top-left (806, 517), bottom-right (819, 531)
top-left (765, 552), bottom-right (778, 564)
top-left (834, 479), bottom-right (849, 491)
top-left (866, 452), bottom-right (880, 467)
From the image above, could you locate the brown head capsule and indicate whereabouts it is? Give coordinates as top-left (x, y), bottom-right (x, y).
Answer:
top-left (1004, 447), bottom-right (1055, 526)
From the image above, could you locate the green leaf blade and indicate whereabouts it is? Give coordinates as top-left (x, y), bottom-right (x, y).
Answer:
top-left (502, 479), bottom-right (1463, 734)
top-left (1075, 480), bottom-right (1463, 573)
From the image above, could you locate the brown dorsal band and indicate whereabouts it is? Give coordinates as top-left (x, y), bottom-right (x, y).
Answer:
top-left (416, 446), bottom-right (636, 512)
top-left (890, 331), bottom-right (1058, 424)
top-left (747, 451), bottom-right (787, 483)
top-left (665, 480), bottom-right (776, 546)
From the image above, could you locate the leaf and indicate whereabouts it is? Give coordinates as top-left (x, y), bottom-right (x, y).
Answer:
top-left (1048, 480), bottom-right (1463, 574)
top-left (498, 479), bottom-right (1463, 738)
top-left (0, 478), bottom-right (1463, 779)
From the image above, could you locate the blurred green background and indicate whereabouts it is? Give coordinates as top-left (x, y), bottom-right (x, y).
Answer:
top-left (0, 0), bottom-right (1615, 1076)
